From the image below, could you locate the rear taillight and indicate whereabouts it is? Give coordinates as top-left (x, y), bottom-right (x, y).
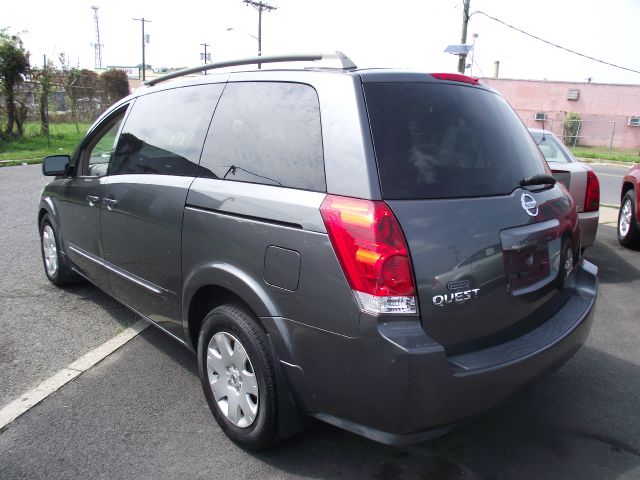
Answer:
top-left (584, 170), bottom-right (600, 212)
top-left (320, 195), bottom-right (417, 315)
top-left (431, 73), bottom-right (479, 85)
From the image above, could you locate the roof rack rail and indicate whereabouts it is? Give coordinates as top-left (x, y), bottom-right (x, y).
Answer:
top-left (145, 51), bottom-right (357, 86)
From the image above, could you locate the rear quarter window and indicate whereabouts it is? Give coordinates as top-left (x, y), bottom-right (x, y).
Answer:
top-left (198, 82), bottom-right (325, 192)
top-left (364, 82), bottom-right (547, 199)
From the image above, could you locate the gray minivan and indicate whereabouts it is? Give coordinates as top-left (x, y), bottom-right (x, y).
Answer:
top-left (38, 53), bottom-right (598, 450)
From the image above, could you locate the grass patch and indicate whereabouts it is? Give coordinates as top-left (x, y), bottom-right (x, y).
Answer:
top-left (0, 122), bottom-right (90, 165)
top-left (570, 146), bottom-right (640, 164)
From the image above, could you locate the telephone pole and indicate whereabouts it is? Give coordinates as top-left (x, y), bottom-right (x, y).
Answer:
top-left (132, 17), bottom-right (152, 81)
top-left (457, 0), bottom-right (470, 73)
top-left (200, 43), bottom-right (211, 74)
top-left (242, 0), bottom-right (277, 69)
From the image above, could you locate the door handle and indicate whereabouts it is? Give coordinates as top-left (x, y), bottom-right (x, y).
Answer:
top-left (103, 197), bottom-right (118, 209)
top-left (87, 195), bottom-right (100, 206)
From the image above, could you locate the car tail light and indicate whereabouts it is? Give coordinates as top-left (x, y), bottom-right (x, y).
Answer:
top-left (431, 73), bottom-right (479, 85)
top-left (320, 195), bottom-right (417, 315)
top-left (584, 170), bottom-right (600, 212)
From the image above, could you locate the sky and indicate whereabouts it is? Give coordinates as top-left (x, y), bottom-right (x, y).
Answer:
top-left (3, 0), bottom-right (640, 84)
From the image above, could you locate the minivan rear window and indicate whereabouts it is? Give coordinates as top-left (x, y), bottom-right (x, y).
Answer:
top-left (364, 82), bottom-right (547, 199)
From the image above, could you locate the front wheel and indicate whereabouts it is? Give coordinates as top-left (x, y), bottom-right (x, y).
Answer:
top-left (618, 191), bottom-right (640, 249)
top-left (40, 214), bottom-right (76, 286)
top-left (197, 304), bottom-right (279, 450)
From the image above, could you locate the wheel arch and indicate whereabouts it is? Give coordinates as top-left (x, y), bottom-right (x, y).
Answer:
top-left (38, 196), bottom-right (58, 229)
top-left (182, 263), bottom-right (280, 351)
top-left (621, 181), bottom-right (639, 226)
top-left (621, 180), bottom-right (635, 200)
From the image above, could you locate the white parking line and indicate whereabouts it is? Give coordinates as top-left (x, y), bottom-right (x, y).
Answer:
top-left (0, 319), bottom-right (149, 430)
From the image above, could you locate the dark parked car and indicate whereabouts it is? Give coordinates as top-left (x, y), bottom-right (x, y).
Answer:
top-left (38, 53), bottom-right (598, 450)
top-left (528, 128), bottom-right (600, 249)
top-left (619, 163), bottom-right (640, 248)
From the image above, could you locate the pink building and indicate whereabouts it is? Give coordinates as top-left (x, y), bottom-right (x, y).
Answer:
top-left (481, 78), bottom-right (640, 150)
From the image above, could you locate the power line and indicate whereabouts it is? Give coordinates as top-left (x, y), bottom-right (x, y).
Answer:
top-left (472, 10), bottom-right (640, 75)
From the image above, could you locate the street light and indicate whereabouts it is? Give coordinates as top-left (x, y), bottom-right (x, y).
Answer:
top-left (226, 27), bottom-right (258, 41)
top-left (226, 27), bottom-right (261, 68)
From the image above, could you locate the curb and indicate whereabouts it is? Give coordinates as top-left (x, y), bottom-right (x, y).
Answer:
top-left (576, 158), bottom-right (636, 167)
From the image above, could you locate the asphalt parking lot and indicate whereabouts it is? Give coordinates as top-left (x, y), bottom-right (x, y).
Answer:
top-left (1, 164), bottom-right (639, 479)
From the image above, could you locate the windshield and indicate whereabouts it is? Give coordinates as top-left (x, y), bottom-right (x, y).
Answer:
top-left (530, 132), bottom-right (573, 164)
top-left (364, 82), bottom-right (547, 200)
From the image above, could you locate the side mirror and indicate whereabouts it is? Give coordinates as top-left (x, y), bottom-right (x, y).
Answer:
top-left (42, 155), bottom-right (71, 176)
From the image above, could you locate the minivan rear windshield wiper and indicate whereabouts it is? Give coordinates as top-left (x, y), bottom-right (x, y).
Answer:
top-left (519, 174), bottom-right (557, 187)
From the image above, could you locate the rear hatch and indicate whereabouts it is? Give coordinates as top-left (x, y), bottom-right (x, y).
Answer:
top-left (363, 76), bottom-right (578, 353)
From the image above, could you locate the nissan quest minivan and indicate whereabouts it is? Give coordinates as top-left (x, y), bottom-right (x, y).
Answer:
top-left (38, 53), bottom-right (598, 450)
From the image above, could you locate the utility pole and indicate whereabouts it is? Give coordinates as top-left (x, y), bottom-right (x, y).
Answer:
top-left (133, 17), bottom-right (152, 81)
top-left (200, 43), bottom-right (211, 74)
top-left (457, 0), bottom-right (470, 74)
top-left (43, 55), bottom-right (50, 148)
top-left (242, 0), bottom-right (277, 69)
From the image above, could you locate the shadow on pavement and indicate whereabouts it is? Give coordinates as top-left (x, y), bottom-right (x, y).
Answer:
top-left (584, 224), bottom-right (640, 284)
top-left (57, 281), bottom-right (139, 329)
top-left (249, 345), bottom-right (640, 479)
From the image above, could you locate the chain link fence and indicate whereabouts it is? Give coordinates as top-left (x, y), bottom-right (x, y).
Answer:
top-left (0, 69), bottom-right (130, 139)
top-left (9, 81), bottom-right (113, 125)
top-left (520, 114), bottom-right (640, 153)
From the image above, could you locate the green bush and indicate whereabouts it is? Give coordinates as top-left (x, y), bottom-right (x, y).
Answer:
top-left (563, 112), bottom-right (581, 146)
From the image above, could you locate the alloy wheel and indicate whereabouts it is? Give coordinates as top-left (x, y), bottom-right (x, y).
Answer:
top-left (564, 244), bottom-right (574, 279)
top-left (619, 199), bottom-right (632, 239)
top-left (42, 225), bottom-right (58, 277)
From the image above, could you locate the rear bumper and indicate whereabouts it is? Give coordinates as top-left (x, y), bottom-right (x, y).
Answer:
top-left (578, 210), bottom-right (599, 248)
top-left (264, 260), bottom-right (597, 446)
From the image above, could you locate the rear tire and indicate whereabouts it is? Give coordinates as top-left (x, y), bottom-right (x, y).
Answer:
top-left (39, 214), bottom-right (76, 286)
top-left (618, 191), bottom-right (640, 249)
top-left (557, 239), bottom-right (574, 289)
top-left (197, 304), bottom-right (279, 450)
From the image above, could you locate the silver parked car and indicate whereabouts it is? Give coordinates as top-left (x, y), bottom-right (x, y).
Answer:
top-left (529, 128), bottom-right (600, 249)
